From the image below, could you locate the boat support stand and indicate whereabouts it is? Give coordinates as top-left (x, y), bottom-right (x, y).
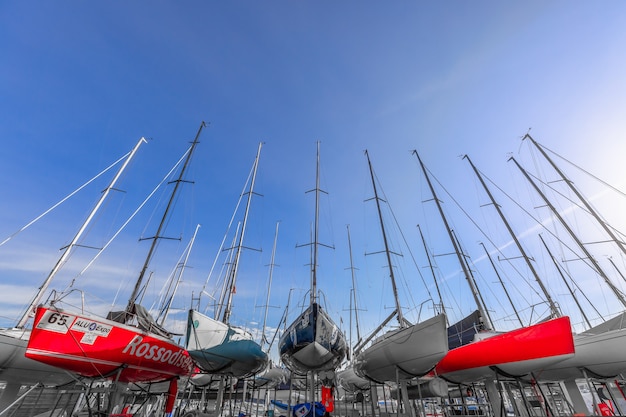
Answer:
top-left (395, 367), bottom-right (416, 417)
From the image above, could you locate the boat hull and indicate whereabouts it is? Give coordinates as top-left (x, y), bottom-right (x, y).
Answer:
top-left (248, 366), bottom-right (289, 388)
top-left (25, 305), bottom-right (194, 383)
top-left (531, 313), bottom-right (626, 381)
top-left (434, 316), bottom-right (575, 383)
top-left (186, 309), bottom-right (268, 378)
top-left (337, 366), bottom-right (370, 392)
top-left (279, 303), bottom-right (347, 374)
top-left (0, 328), bottom-right (76, 386)
top-left (354, 313), bottom-right (448, 382)
top-left (392, 378), bottom-right (449, 399)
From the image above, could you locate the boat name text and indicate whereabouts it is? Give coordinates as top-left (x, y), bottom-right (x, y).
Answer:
top-left (122, 335), bottom-right (194, 372)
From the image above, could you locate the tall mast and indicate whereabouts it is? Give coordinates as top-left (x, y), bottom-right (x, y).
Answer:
top-left (346, 224), bottom-right (362, 355)
top-left (509, 156), bottom-right (626, 309)
top-left (222, 141), bottom-right (263, 324)
top-left (417, 224), bottom-right (447, 319)
top-left (126, 121), bottom-right (205, 316)
top-left (453, 229), bottom-right (495, 328)
top-left (538, 234), bottom-right (592, 329)
top-left (364, 150), bottom-right (405, 327)
top-left (524, 134), bottom-right (626, 258)
top-left (261, 221), bottom-right (280, 349)
top-left (412, 151), bottom-right (492, 330)
top-left (312, 142), bottom-right (322, 305)
top-left (158, 223), bottom-right (201, 326)
top-left (479, 242), bottom-right (524, 327)
top-left (18, 136), bottom-right (147, 328)
top-left (464, 154), bottom-right (560, 319)
top-left (300, 142), bottom-right (334, 305)
top-left (608, 257), bottom-right (626, 286)
top-left (216, 225), bottom-right (240, 320)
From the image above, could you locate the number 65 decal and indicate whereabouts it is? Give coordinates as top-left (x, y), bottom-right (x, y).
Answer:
top-left (36, 309), bottom-right (76, 334)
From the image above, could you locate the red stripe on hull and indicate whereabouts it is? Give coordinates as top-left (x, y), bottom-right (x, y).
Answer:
top-left (25, 306), bottom-right (194, 383)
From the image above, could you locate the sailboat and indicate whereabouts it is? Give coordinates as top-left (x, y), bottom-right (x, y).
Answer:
top-left (413, 151), bottom-right (575, 384)
top-left (24, 123), bottom-right (207, 384)
top-left (526, 313), bottom-right (626, 382)
top-left (352, 150), bottom-right (448, 384)
top-left (185, 142), bottom-right (268, 379)
top-left (509, 135), bottom-right (626, 381)
top-left (278, 143), bottom-right (347, 375)
top-left (0, 140), bottom-right (148, 408)
top-left (433, 316), bottom-right (575, 383)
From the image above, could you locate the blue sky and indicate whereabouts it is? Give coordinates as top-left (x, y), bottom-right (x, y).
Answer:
top-left (2, 2), bottom-right (626, 362)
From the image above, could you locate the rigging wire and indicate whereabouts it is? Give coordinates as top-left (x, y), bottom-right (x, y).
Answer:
top-left (0, 151), bottom-right (132, 248)
top-left (425, 162), bottom-right (547, 308)
top-left (371, 163), bottom-right (435, 318)
top-left (484, 164), bottom-right (619, 322)
top-left (196, 159), bottom-right (253, 311)
top-left (74, 150), bottom-right (189, 308)
top-left (533, 141), bottom-right (626, 199)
